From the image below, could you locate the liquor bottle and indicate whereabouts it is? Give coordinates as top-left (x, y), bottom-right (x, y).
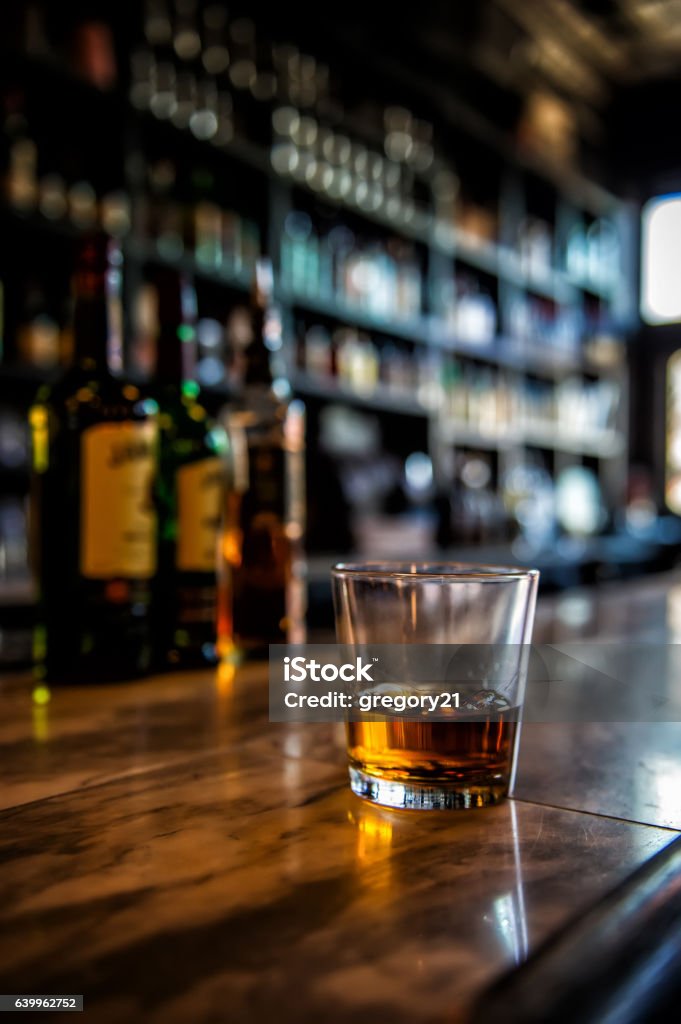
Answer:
top-left (2, 90), bottom-right (37, 212)
top-left (150, 267), bottom-right (229, 668)
top-left (30, 234), bottom-right (159, 682)
top-left (220, 260), bottom-right (306, 656)
top-left (16, 280), bottom-right (60, 370)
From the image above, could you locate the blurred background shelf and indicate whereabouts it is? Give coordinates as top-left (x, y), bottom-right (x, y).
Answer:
top-left (124, 238), bottom-right (254, 293)
top-left (1, 0), bottom-right (669, 619)
top-left (437, 422), bottom-right (625, 458)
top-left (280, 288), bottom-right (431, 346)
top-left (290, 372), bottom-right (431, 417)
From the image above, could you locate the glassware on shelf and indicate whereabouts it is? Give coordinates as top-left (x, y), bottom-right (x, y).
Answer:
top-left (193, 200), bottom-right (222, 268)
top-left (432, 167), bottom-right (460, 236)
top-left (297, 53), bottom-right (319, 110)
top-left (228, 17), bottom-right (257, 91)
top-left (398, 165), bottom-right (416, 225)
top-left (172, 68), bottom-right (197, 129)
top-left (150, 59), bottom-right (178, 119)
top-left (148, 159), bottom-right (184, 259)
top-left (272, 43), bottom-right (300, 105)
top-left (196, 315), bottom-right (226, 389)
top-left (280, 211), bottom-right (316, 295)
top-left (415, 348), bottom-right (442, 411)
top-left (130, 49), bottom-right (156, 110)
top-left (201, 4), bottom-right (230, 76)
top-left (173, 0), bottom-right (201, 63)
top-left (505, 294), bottom-right (579, 357)
top-left (290, 112), bottom-right (318, 184)
top-left (100, 191), bottom-right (132, 238)
top-left (518, 217), bottom-right (553, 281)
top-left (211, 90), bottom-right (235, 147)
top-left (190, 77), bottom-right (219, 140)
top-left (68, 182), bottom-right (98, 229)
top-left (438, 357), bottom-right (619, 448)
top-left (270, 104), bottom-right (299, 175)
top-left (566, 222), bottom-right (587, 283)
top-left (408, 119), bottom-right (434, 174)
top-left (145, 0), bottom-right (173, 49)
top-left (381, 342), bottom-right (413, 394)
top-left (303, 126), bottom-right (333, 195)
top-left (501, 459), bottom-right (556, 547)
top-left (221, 210), bottom-right (241, 272)
top-left (349, 143), bottom-right (370, 209)
top-left (279, 210), bottom-right (426, 319)
top-left (5, 135), bottom-right (38, 212)
top-left (457, 201), bottom-right (497, 246)
top-left (383, 105), bottom-right (414, 164)
top-left (16, 282), bottom-right (59, 370)
top-left (239, 219), bottom-right (261, 275)
top-left (587, 218), bottom-right (619, 292)
top-left (440, 275), bottom-right (497, 346)
top-left (335, 330), bottom-right (379, 395)
top-left (325, 133), bottom-right (353, 201)
top-left (303, 325), bottom-right (333, 377)
top-left (555, 466), bottom-right (604, 537)
top-left (246, 39), bottom-right (274, 105)
top-left (38, 174), bottom-right (68, 221)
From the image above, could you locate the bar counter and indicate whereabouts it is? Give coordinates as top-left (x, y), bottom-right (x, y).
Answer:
top-left (3, 572), bottom-right (681, 1023)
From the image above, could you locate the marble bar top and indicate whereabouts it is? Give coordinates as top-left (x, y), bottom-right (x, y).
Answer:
top-left (3, 571), bottom-right (681, 1022)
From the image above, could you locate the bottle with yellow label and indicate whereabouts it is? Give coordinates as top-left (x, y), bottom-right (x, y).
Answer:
top-left (30, 234), bottom-right (160, 682)
top-left (150, 267), bottom-right (229, 668)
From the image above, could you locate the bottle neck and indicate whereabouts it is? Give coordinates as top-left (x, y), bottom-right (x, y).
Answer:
top-left (156, 325), bottom-right (197, 386)
top-left (244, 304), bottom-right (275, 387)
top-left (72, 289), bottom-right (111, 372)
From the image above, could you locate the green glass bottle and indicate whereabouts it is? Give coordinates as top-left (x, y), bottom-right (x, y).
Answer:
top-left (30, 234), bottom-right (159, 682)
top-left (151, 266), bottom-right (229, 668)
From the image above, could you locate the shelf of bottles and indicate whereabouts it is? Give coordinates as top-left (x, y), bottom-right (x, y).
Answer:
top-left (0, 0), bottom-right (634, 587)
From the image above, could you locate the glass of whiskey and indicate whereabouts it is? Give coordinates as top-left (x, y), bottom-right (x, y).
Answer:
top-left (332, 562), bottom-right (539, 810)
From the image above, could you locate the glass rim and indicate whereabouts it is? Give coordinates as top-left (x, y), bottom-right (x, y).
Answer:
top-left (331, 561), bottom-right (540, 582)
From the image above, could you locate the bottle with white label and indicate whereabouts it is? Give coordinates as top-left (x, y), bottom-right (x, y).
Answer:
top-left (30, 234), bottom-right (160, 682)
top-left (150, 267), bottom-right (229, 668)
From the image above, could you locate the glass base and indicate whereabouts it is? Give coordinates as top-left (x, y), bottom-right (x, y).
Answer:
top-left (349, 767), bottom-right (508, 810)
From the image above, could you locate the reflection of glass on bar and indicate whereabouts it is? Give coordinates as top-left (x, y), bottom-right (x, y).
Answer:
top-left (332, 563), bottom-right (539, 810)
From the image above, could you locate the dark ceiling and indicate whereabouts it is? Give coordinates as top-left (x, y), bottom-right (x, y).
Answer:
top-left (22, 0), bottom-right (681, 192)
top-left (304, 0), bottom-right (681, 188)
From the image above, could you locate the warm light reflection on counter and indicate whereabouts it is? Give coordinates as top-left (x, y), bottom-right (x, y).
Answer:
top-left (32, 684), bottom-right (51, 743)
top-left (495, 801), bottom-right (528, 965)
top-left (214, 662), bottom-right (236, 727)
top-left (216, 660), bottom-right (236, 694)
top-left (348, 806), bottom-right (394, 887)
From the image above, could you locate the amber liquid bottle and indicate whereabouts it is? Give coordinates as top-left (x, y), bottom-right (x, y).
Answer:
top-left (219, 260), bottom-right (306, 657)
top-left (151, 267), bottom-right (229, 668)
top-left (30, 234), bottom-right (159, 682)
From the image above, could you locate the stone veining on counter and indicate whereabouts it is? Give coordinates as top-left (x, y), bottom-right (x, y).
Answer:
top-left (0, 742), bottom-right (675, 1024)
top-left (4, 572), bottom-right (681, 1021)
